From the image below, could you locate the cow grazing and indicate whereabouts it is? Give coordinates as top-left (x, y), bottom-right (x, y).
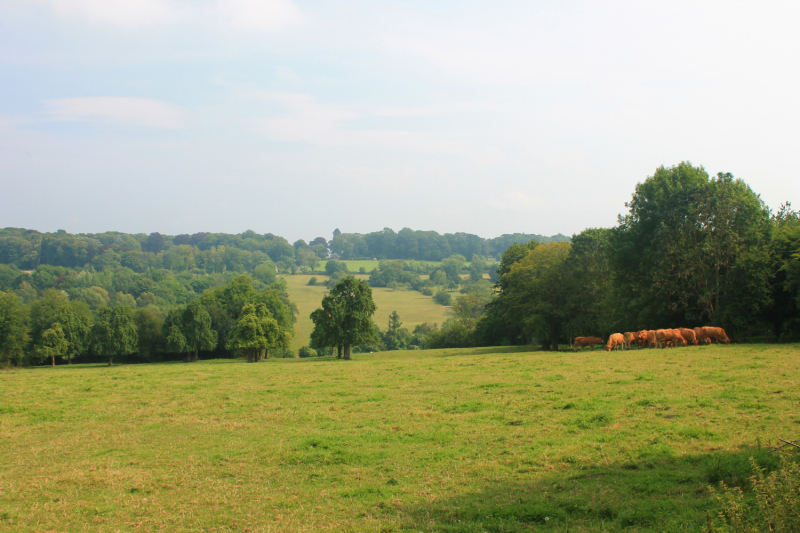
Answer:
top-left (703, 326), bottom-right (731, 344)
top-left (668, 329), bottom-right (687, 347)
top-left (678, 328), bottom-right (698, 345)
top-left (693, 327), bottom-right (712, 345)
top-left (573, 336), bottom-right (604, 351)
top-left (623, 332), bottom-right (637, 349)
top-left (655, 329), bottom-right (670, 348)
top-left (605, 333), bottom-right (625, 351)
top-left (646, 330), bottom-right (657, 348)
top-left (636, 330), bottom-right (649, 348)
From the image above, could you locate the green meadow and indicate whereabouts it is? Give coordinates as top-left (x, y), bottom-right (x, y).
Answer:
top-left (2, 343), bottom-right (798, 532)
top-left (283, 274), bottom-right (452, 351)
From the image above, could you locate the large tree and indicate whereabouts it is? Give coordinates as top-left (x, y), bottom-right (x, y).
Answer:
top-left (501, 242), bottom-right (573, 350)
top-left (55, 302), bottom-right (92, 364)
top-left (92, 306), bottom-right (138, 366)
top-left (611, 163), bottom-right (772, 334)
top-left (310, 277), bottom-right (377, 359)
top-left (36, 322), bottom-right (68, 367)
top-left (181, 300), bottom-right (217, 362)
top-left (0, 291), bottom-right (28, 367)
top-left (226, 303), bottom-right (289, 362)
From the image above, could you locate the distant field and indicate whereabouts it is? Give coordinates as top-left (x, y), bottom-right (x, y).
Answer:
top-left (315, 260), bottom-right (380, 273)
top-left (315, 259), bottom-right (498, 273)
top-left (283, 274), bottom-right (452, 351)
top-left (2, 344), bottom-right (797, 532)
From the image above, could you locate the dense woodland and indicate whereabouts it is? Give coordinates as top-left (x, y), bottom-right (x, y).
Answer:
top-left (2, 162), bottom-right (800, 366)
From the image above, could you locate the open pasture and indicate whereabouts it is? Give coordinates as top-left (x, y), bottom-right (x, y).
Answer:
top-left (283, 275), bottom-right (451, 351)
top-left (1, 344), bottom-right (798, 532)
top-left (316, 260), bottom-right (381, 273)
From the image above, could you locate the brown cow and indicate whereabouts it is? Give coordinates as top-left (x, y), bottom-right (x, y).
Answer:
top-left (605, 333), bottom-right (625, 351)
top-left (623, 332), bottom-right (637, 349)
top-left (703, 326), bottom-right (731, 344)
top-left (636, 330), bottom-right (649, 348)
top-left (655, 329), bottom-right (670, 348)
top-left (646, 330), bottom-right (657, 348)
top-left (573, 336), bottom-right (604, 351)
top-left (693, 327), bottom-right (712, 345)
top-left (678, 328), bottom-right (698, 345)
top-left (668, 329), bottom-right (687, 347)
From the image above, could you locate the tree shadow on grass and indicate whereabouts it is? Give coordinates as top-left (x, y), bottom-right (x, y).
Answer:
top-left (395, 446), bottom-right (787, 533)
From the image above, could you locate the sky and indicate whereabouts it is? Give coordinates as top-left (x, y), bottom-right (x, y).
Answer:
top-left (1, 0), bottom-right (798, 243)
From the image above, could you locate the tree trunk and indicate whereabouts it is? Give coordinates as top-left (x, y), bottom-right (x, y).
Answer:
top-left (264, 348), bottom-right (269, 359)
top-left (551, 333), bottom-right (560, 352)
top-left (185, 351), bottom-right (191, 362)
top-left (51, 355), bottom-right (55, 368)
top-left (68, 354), bottom-right (72, 364)
top-left (343, 344), bottom-right (351, 360)
top-left (193, 350), bottom-right (198, 361)
top-left (337, 345), bottom-right (343, 359)
top-left (108, 355), bottom-right (113, 366)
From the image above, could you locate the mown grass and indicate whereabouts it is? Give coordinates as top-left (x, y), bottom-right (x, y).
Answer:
top-left (1, 344), bottom-right (798, 532)
top-left (284, 274), bottom-right (451, 351)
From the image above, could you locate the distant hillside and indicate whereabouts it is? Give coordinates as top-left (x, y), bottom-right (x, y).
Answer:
top-left (0, 227), bottom-right (569, 270)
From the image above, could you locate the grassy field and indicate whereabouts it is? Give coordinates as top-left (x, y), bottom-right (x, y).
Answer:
top-left (283, 275), bottom-right (452, 351)
top-left (1, 344), bottom-right (798, 532)
top-left (317, 260), bottom-right (381, 273)
top-left (315, 259), bottom-right (498, 274)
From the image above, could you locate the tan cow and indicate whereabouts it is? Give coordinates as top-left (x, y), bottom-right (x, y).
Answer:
top-left (605, 333), bottom-right (625, 351)
top-left (703, 326), bottom-right (731, 344)
top-left (678, 328), bottom-right (698, 345)
top-left (573, 336), bottom-right (604, 351)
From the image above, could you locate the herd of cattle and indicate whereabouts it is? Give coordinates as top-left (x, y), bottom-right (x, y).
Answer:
top-left (573, 327), bottom-right (731, 352)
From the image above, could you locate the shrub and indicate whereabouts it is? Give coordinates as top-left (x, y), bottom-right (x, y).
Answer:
top-left (298, 346), bottom-right (318, 358)
top-left (307, 277), bottom-right (317, 286)
top-left (359, 267), bottom-right (366, 273)
top-left (704, 455), bottom-right (800, 532)
top-left (422, 288), bottom-right (433, 296)
top-left (434, 290), bottom-right (452, 306)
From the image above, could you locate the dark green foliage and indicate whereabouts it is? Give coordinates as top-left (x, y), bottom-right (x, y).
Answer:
top-left (381, 311), bottom-right (411, 350)
top-left (0, 291), bottom-right (28, 366)
top-left (310, 277), bottom-right (377, 359)
top-left (91, 306), bottom-right (138, 365)
top-left (611, 163), bottom-right (772, 333)
top-left (307, 276), bottom-right (317, 286)
top-left (433, 290), bottom-right (452, 306)
top-left (368, 260), bottom-right (419, 287)
top-left (297, 346), bottom-right (318, 358)
top-left (325, 260), bottom-right (349, 276)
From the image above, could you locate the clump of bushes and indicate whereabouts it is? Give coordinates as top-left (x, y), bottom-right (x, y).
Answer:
top-left (307, 277), bottom-right (317, 286)
top-left (434, 290), bottom-right (452, 306)
top-left (297, 346), bottom-right (318, 358)
top-left (704, 455), bottom-right (800, 532)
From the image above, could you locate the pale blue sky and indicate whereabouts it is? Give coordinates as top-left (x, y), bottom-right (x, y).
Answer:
top-left (1, 0), bottom-right (798, 242)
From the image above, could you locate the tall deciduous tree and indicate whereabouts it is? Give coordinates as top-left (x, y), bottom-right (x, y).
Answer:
top-left (226, 303), bottom-right (288, 362)
top-left (181, 300), bottom-right (217, 361)
top-left (37, 322), bottom-right (68, 367)
top-left (611, 162), bottom-right (772, 334)
top-left (502, 242), bottom-right (573, 350)
top-left (0, 291), bottom-right (28, 367)
top-left (92, 306), bottom-right (138, 366)
top-left (56, 302), bottom-right (92, 364)
top-left (310, 277), bottom-right (377, 359)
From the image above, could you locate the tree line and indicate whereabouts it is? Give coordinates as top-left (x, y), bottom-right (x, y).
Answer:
top-left (433, 163), bottom-right (800, 348)
top-left (0, 275), bottom-right (296, 367)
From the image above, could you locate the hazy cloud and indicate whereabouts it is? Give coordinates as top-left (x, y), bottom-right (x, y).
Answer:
top-left (43, 97), bottom-right (186, 129)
